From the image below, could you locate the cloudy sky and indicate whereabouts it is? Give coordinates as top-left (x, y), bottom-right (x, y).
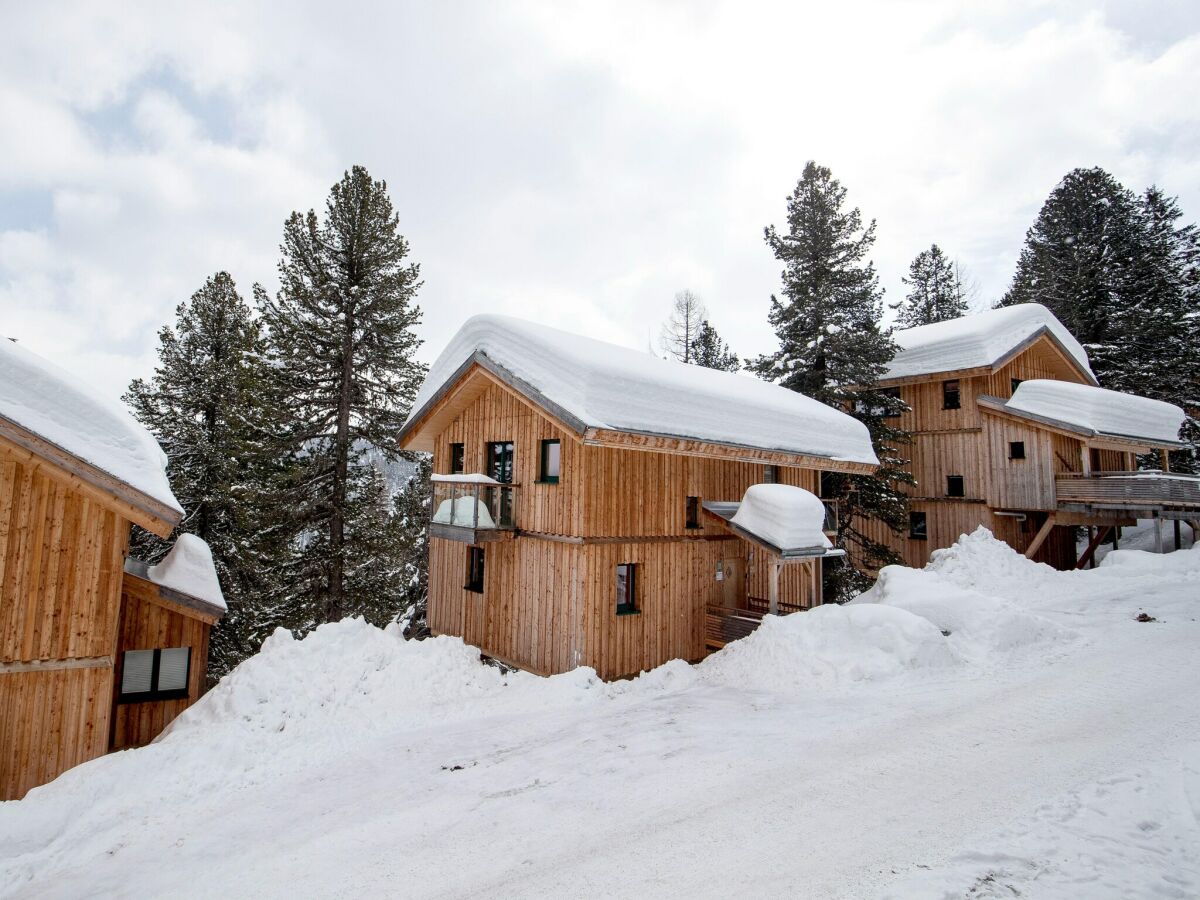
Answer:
top-left (3, 1), bottom-right (1199, 400)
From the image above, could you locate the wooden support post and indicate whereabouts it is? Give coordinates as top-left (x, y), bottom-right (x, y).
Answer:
top-left (1025, 513), bottom-right (1057, 559)
top-left (1162, 449), bottom-right (1171, 473)
top-left (768, 559), bottom-right (780, 616)
top-left (1175, 520), bottom-right (1182, 552)
top-left (1076, 526), bottom-right (1112, 570)
top-left (1154, 518), bottom-right (1164, 554)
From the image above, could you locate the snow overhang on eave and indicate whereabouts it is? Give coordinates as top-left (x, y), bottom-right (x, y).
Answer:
top-left (701, 501), bottom-right (845, 561)
top-left (977, 395), bottom-right (1188, 450)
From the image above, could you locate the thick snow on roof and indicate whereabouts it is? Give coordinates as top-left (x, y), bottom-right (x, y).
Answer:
top-left (730, 484), bottom-right (832, 552)
top-left (145, 534), bottom-right (226, 612)
top-left (408, 315), bottom-right (878, 465)
top-left (0, 338), bottom-right (181, 513)
top-left (1005, 380), bottom-right (1185, 445)
top-left (884, 304), bottom-right (1094, 382)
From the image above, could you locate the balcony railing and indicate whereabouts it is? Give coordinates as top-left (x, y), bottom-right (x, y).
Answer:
top-left (1056, 471), bottom-right (1200, 510)
top-left (429, 475), bottom-right (518, 543)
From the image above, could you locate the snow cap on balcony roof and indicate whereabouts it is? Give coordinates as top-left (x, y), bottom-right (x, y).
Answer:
top-left (883, 304), bottom-right (1095, 383)
top-left (0, 336), bottom-right (182, 514)
top-left (1004, 380), bottom-right (1185, 446)
top-left (730, 484), bottom-right (832, 553)
top-left (406, 314), bottom-right (878, 466)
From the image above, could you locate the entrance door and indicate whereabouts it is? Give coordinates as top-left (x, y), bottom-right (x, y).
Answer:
top-left (721, 557), bottom-right (744, 609)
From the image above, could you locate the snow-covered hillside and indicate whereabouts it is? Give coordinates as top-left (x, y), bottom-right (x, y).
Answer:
top-left (2, 530), bottom-right (1198, 898)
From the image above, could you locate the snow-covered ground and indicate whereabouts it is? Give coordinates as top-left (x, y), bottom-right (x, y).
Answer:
top-left (2, 530), bottom-right (1198, 899)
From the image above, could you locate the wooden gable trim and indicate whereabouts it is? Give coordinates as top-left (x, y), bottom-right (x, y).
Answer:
top-left (398, 354), bottom-right (589, 453)
top-left (0, 422), bottom-right (180, 538)
top-left (977, 395), bottom-right (1178, 452)
top-left (583, 427), bottom-right (876, 474)
top-left (121, 570), bottom-right (223, 625)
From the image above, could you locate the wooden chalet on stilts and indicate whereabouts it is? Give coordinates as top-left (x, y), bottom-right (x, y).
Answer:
top-left (860, 304), bottom-right (1200, 570)
top-left (398, 315), bottom-right (878, 679)
top-left (1, 339), bottom-right (225, 800)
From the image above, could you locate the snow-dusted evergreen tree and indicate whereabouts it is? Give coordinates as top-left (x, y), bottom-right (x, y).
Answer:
top-left (260, 166), bottom-right (427, 627)
top-left (659, 290), bottom-right (706, 362)
top-left (394, 454), bottom-right (432, 638)
top-left (752, 161), bottom-right (913, 600)
top-left (892, 244), bottom-right (969, 328)
top-left (124, 272), bottom-right (287, 676)
top-left (999, 167), bottom-right (1147, 386)
top-left (688, 320), bottom-right (740, 371)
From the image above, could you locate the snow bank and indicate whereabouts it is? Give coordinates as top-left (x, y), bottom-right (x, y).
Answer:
top-left (884, 304), bottom-right (1094, 383)
top-left (730, 483), bottom-right (831, 551)
top-left (407, 314), bottom-right (878, 465)
top-left (144, 534), bottom-right (225, 611)
top-left (0, 337), bottom-right (181, 513)
top-left (1007, 379), bottom-right (1185, 444)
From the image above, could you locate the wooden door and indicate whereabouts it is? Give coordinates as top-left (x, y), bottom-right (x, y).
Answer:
top-left (721, 557), bottom-right (744, 608)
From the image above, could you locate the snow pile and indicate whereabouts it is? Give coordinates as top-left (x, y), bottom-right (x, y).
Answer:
top-left (729, 483), bottom-right (831, 551)
top-left (1100, 543), bottom-right (1200, 576)
top-left (1007, 379), bottom-right (1185, 444)
top-left (0, 337), bottom-right (181, 513)
top-left (144, 534), bottom-right (226, 611)
top-left (884, 303), bottom-right (1094, 382)
top-left (406, 314), bottom-right (878, 465)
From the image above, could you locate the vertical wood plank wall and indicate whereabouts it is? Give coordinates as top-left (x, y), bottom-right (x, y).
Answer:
top-left (0, 453), bottom-right (129, 800)
top-left (110, 579), bottom-right (212, 751)
top-left (425, 380), bottom-right (822, 678)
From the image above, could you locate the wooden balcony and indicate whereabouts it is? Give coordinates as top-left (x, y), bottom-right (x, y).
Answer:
top-left (1056, 471), bottom-right (1200, 517)
top-left (705, 598), bottom-right (811, 650)
top-left (429, 477), bottom-right (519, 544)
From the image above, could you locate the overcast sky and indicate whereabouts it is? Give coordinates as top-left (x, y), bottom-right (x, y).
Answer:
top-left (3, 1), bottom-right (1199, 401)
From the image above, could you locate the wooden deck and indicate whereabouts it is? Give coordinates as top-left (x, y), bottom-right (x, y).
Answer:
top-left (1056, 472), bottom-right (1200, 517)
top-left (705, 599), bottom-right (811, 650)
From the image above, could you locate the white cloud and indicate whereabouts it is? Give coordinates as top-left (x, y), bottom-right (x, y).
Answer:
top-left (1, 1), bottom-right (1199, 403)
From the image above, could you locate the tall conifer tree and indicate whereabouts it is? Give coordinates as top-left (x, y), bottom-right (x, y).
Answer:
top-left (688, 320), bottom-right (741, 371)
top-left (893, 244), bottom-right (969, 328)
top-left (124, 272), bottom-right (286, 675)
top-left (753, 162), bottom-right (913, 599)
top-left (260, 166), bottom-right (427, 627)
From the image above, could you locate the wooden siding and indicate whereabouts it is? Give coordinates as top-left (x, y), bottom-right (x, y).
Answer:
top-left (111, 575), bottom-right (213, 751)
top-left (907, 431), bottom-right (985, 501)
top-left (982, 416), bottom-right (1056, 510)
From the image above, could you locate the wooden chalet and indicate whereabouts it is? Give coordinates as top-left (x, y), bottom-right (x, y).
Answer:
top-left (1, 339), bottom-right (224, 800)
top-left (863, 304), bottom-right (1200, 570)
top-left (399, 315), bottom-right (878, 679)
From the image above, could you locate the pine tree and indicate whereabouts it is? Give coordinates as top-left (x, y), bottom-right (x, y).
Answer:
top-left (688, 320), bottom-right (741, 371)
top-left (124, 272), bottom-right (286, 676)
top-left (752, 162), bottom-right (913, 600)
top-left (893, 244), bottom-right (969, 328)
top-left (999, 167), bottom-right (1147, 386)
top-left (659, 290), bottom-right (706, 362)
top-left (260, 166), bottom-right (427, 627)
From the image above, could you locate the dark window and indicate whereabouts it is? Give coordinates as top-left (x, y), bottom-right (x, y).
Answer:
top-left (465, 547), bottom-right (485, 593)
top-left (119, 647), bottom-right (191, 703)
top-left (1009, 441), bottom-right (1026, 460)
top-left (486, 441), bottom-right (515, 526)
top-left (942, 380), bottom-right (961, 410)
top-left (538, 439), bottom-right (561, 483)
top-left (450, 443), bottom-right (465, 474)
top-left (686, 496), bottom-right (701, 529)
top-left (909, 511), bottom-right (928, 540)
top-left (946, 475), bottom-right (965, 497)
top-left (881, 387), bottom-right (902, 417)
top-left (763, 465), bottom-right (779, 483)
top-left (616, 563), bottom-right (638, 615)
top-left (1011, 378), bottom-right (1023, 395)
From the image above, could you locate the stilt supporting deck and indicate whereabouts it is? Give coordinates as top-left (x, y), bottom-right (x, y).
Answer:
top-left (1076, 526), bottom-right (1112, 570)
top-left (1025, 513), bottom-right (1057, 559)
top-left (1155, 518), bottom-right (1164, 554)
top-left (768, 561), bottom-right (781, 615)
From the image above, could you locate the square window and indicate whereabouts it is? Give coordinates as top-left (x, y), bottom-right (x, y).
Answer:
top-left (942, 380), bottom-right (961, 410)
top-left (946, 475), bottom-right (964, 498)
top-left (450, 443), bottom-right (465, 474)
top-left (763, 465), bottom-right (779, 484)
top-left (616, 563), bottom-right (638, 615)
top-left (465, 547), bottom-right (485, 593)
top-left (1009, 441), bottom-right (1026, 460)
top-left (909, 511), bottom-right (928, 540)
top-left (686, 496), bottom-right (701, 529)
top-left (119, 647), bottom-right (191, 702)
top-left (539, 439), bottom-right (561, 483)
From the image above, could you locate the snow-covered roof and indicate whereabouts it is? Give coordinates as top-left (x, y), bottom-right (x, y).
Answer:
top-left (883, 304), bottom-right (1095, 384)
top-left (125, 534), bottom-right (226, 615)
top-left (405, 315), bottom-right (878, 466)
top-left (0, 337), bottom-right (182, 516)
top-left (729, 484), bottom-right (833, 554)
top-left (999, 380), bottom-right (1185, 446)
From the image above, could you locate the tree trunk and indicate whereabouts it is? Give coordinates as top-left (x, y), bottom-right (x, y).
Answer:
top-left (328, 312), bottom-right (355, 623)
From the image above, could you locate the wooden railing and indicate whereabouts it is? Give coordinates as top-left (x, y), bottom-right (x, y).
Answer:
top-left (1056, 471), bottom-right (1200, 508)
top-left (705, 599), bottom-right (812, 649)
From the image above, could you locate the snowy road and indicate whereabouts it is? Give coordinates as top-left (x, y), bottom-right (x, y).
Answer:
top-left (2, 533), bottom-right (1198, 898)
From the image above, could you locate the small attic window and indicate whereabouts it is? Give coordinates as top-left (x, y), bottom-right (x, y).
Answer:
top-left (946, 475), bottom-right (965, 498)
top-left (1009, 441), bottom-right (1026, 460)
top-left (538, 439), bottom-right (561, 483)
top-left (686, 496), bottom-right (701, 529)
top-left (942, 380), bottom-right (961, 410)
top-left (450, 443), bottom-right (465, 474)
